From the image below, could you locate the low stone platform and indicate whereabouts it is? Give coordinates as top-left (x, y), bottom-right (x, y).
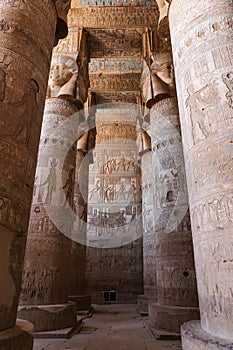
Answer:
top-left (148, 302), bottom-right (200, 338)
top-left (68, 294), bottom-right (92, 312)
top-left (181, 320), bottom-right (233, 350)
top-left (33, 318), bottom-right (84, 339)
top-left (137, 295), bottom-right (157, 316)
top-left (18, 302), bottom-right (77, 332)
top-left (0, 319), bottom-right (33, 350)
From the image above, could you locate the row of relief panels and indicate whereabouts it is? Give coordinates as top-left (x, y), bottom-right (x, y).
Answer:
top-left (72, 0), bottom-right (157, 6)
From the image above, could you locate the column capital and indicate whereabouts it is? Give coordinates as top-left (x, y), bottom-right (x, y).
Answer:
top-left (141, 52), bottom-right (176, 109)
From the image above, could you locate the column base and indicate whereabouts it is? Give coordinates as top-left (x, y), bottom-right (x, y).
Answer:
top-left (18, 302), bottom-right (77, 332)
top-left (0, 319), bottom-right (33, 350)
top-left (137, 295), bottom-right (157, 316)
top-left (181, 320), bottom-right (233, 350)
top-left (68, 295), bottom-right (92, 312)
top-left (148, 302), bottom-right (200, 337)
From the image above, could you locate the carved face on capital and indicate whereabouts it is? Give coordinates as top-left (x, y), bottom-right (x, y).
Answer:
top-left (49, 63), bottom-right (73, 87)
top-left (154, 62), bottom-right (174, 85)
top-left (150, 59), bottom-right (174, 86)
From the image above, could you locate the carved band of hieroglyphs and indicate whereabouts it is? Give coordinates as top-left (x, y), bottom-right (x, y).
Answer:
top-left (94, 91), bottom-right (137, 104)
top-left (90, 72), bottom-right (140, 91)
top-left (89, 59), bottom-right (142, 73)
top-left (68, 6), bottom-right (159, 28)
top-left (191, 192), bottom-right (233, 234)
top-left (96, 124), bottom-right (137, 143)
top-left (88, 29), bottom-right (142, 58)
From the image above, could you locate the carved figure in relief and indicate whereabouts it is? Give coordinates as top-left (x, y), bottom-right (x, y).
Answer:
top-left (117, 181), bottom-right (126, 200)
top-left (222, 72), bottom-right (233, 109)
top-left (102, 184), bottom-right (115, 203)
top-left (127, 181), bottom-right (137, 202)
top-left (0, 54), bottom-right (12, 101)
top-left (185, 84), bottom-right (216, 144)
top-left (13, 79), bottom-right (39, 145)
top-left (40, 159), bottom-right (58, 205)
top-left (62, 167), bottom-right (75, 209)
top-left (89, 180), bottom-right (100, 200)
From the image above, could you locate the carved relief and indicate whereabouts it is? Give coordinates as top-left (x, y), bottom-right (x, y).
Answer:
top-left (95, 91), bottom-right (137, 104)
top-left (90, 72), bottom-right (140, 91)
top-left (12, 79), bottom-right (39, 146)
top-left (89, 28), bottom-right (142, 59)
top-left (96, 123), bottom-right (136, 143)
top-left (169, 0), bottom-right (233, 338)
top-left (68, 6), bottom-right (159, 29)
top-left (222, 72), bottom-right (233, 108)
top-left (47, 55), bottom-right (78, 99)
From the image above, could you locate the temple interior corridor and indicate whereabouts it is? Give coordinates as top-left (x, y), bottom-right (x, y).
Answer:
top-left (0, 1), bottom-right (232, 350)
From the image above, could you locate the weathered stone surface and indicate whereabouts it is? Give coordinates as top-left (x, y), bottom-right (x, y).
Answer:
top-left (0, 319), bottom-right (33, 350)
top-left (70, 150), bottom-right (89, 297)
top-left (149, 303), bottom-right (199, 334)
top-left (170, 0), bottom-right (233, 342)
top-left (18, 302), bottom-right (76, 332)
top-left (141, 151), bottom-right (157, 298)
top-left (181, 321), bottom-right (233, 350)
top-left (19, 97), bottom-right (79, 330)
top-left (0, 0), bottom-right (57, 334)
top-left (137, 295), bottom-right (156, 315)
top-left (149, 91), bottom-right (199, 333)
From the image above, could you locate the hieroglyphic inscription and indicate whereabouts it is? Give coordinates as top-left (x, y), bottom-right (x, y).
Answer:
top-left (88, 28), bottom-right (142, 58)
top-left (68, 6), bottom-right (159, 28)
top-left (89, 72), bottom-right (140, 91)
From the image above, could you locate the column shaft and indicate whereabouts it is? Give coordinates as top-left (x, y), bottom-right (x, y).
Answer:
top-left (169, 0), bottom-right (233, 346)
top-left (18, 98), bottom-right (78, 331)
top-left (0, 1), bottom-right (57, 347)
top-left (149, 96), bottom-right (199, 337)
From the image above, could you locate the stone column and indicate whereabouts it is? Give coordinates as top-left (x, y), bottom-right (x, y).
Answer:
top-left (0, 1), bottom-right (70, 348)
top-left (141, 52), bottom-right (199, 338)
top-left (18, 56), bottom-right (80, 332)
top-left (137, 131), bottom-right (157, 315)
top-left (68, 132), bottom-right (92, 312)
top-left (169, 1), bottom-right (233, 348)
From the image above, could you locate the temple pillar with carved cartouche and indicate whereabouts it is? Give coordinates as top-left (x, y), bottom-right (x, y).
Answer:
top-left (169, 1), bottom-right (233, 348)
top-left (18, 55), bottom-right (80, 332)
top-left (141, 50), bottom-right (199, 338)
top-left (137, 129), bottom-right (157, 315)
top-left (0, 1), bottom-right (70, 348)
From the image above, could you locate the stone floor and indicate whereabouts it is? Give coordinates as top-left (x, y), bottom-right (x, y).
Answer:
top-left (33, 304), bottom-right (182, 350)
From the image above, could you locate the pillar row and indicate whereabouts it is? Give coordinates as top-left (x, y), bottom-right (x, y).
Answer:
top-left (0, 0), bottom-right (68, 348)
top-left (169, 0), bottom-right (233, 348)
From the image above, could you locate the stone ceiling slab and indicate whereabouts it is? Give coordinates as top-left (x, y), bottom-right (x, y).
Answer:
top-left (88, 28), bottom-right (142, 58)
